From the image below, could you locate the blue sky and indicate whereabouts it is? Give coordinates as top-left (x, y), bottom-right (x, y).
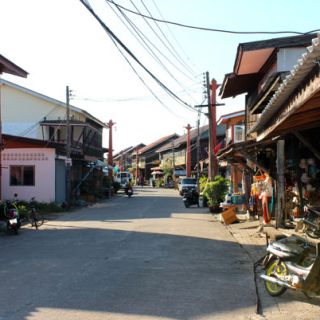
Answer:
top-left (1, 0), bottom-right (319, 152)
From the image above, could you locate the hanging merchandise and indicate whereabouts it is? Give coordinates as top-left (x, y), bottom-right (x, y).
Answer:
top-left (258, 176), bottom-right (273, 224)
top-left (250, 171), bottom-right (273, 224)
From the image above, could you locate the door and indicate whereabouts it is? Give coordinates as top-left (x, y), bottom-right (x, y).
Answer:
top-left (55, 159), bottom-right (66, 203)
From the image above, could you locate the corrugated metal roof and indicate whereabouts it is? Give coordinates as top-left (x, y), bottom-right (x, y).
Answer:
top-left (250, 33), bottom-right (320, 134)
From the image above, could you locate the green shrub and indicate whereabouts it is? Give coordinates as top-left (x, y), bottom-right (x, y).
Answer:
top-left (203, 176), bottom-right (229, 207)
top-left (199, 176), bottom-right (208, 193)
top-left (155, 178), bottom-right (164, 188)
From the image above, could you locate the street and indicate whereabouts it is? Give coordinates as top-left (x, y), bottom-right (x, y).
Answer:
top-left (0, 187), bottom-right (259, 320)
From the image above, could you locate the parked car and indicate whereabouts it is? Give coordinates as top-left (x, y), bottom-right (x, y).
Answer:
top-left (178, 177), bottom-right (197, 196)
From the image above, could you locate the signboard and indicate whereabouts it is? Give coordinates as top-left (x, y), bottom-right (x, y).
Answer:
top-left (65, 158), bottom-right (72, 166)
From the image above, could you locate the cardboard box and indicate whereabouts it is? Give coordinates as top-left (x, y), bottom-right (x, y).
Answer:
top-left (221, 207), bottom-right (239, 225)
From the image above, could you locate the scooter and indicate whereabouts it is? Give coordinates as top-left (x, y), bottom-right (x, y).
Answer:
top-left (124, 184), bottom-right (133, 198)
top-left (3, 198), bottom-right (21, 235)
top-left (260, 235), bottom-right (320, 297)
top-left (182, 188), bottom-right (199, 208)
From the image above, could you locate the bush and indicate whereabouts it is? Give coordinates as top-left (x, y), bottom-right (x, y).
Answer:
top-left (35, 202), bottom-right (65, 213)
top-left (199, 176), bottom-right (208, 193)
top-left (155, 178), bottom-right (164, 188)
top-left (203, 176), bottom-right (229, 208)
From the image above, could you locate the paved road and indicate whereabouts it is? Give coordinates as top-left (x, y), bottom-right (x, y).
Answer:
top-left (0, 187), bottom-right (260, 320)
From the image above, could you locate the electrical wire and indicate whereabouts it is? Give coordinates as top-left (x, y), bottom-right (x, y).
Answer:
top-left (79, 0), bottom-right (197, 113)
top-left (135, 0), bottom-right (196, 77)
top-left (150, 0), bottom-right (201, 75)
top-left (106, 0), bottom-right (320, 35)
top-left (105, 17), bottom-right (186, 120)
top-left (106, 0), bottom-right (200, 103)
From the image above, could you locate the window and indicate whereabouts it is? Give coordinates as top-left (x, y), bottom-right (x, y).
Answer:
top-left (234, 125), bottom-right (245, 143)
top-left (10, 166), bottom-right (35, 186)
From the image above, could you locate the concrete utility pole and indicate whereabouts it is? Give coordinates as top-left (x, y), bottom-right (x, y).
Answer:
top-left (210, 78), bottom-right (218, 177)
top-left (107, 120), bottom-right (115, 178)
top-left (206, 72), bottom-right (214, 180)
top-left (185, 124), bottom-right (192, 177)
top-left (66, 86), bottom-right (72, 206)
top-left (196, 108), bottom-right (201, 182)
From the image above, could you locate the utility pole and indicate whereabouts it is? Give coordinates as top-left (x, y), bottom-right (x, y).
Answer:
top-left (107, 120), bottom-right (115, 178)
top-left (66, 86), bottom-right (71, 206)
top-left (196, 73), bottom-right (223, 181)
top-left (210, 78), bottom-right (218, 176)
top-left (185, 124), bottom-right (192, 177)
top-left (206, 72), bottom-right (214, 180)
top-left (196, 108), bottom-right (201, 182)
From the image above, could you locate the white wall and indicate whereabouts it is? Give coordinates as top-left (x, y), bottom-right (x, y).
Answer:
top-left (277, 48), bottom-right (307, 72)
top-left (1, 83), bottom-right (87, 139)
top-left (2, 148), bottom-right (56, 202)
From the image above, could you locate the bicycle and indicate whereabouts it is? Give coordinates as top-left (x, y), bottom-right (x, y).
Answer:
top-left (21, 198), bottom-right (44, 229)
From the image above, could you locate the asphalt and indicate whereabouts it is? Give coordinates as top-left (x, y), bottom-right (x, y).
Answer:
top-left (0, 187), bottom-right (319, 320)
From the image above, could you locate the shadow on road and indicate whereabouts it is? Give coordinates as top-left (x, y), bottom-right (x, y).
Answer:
top-left (0, 187), bottom-right (318, 319)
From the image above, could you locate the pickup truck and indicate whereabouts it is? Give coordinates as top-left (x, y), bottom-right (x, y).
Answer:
top-left (178, 177), bottom-right (197, 196)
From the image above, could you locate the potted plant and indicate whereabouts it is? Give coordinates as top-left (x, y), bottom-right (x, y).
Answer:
top-left (203, 176), bottom-right (229, 213)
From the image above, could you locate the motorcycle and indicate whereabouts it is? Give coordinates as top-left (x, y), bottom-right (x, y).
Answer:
top-left (260, 235), bottom-right (320, 297)
top-left (303, 205), bottom-right (320, 239)
top-left (124, 183), bottom-right (133, 198)
top-left (182, 188), bottom-right (199, 208)
top-left (3, 196), bottom-right (21, 235)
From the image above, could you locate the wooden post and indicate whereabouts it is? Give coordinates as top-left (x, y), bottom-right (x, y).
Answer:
top-left (135, 148), bottom-right (139, 185)
top-left (276, 140), bottom-right (285, 228)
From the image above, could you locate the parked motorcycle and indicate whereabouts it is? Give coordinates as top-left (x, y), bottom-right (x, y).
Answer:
top-left (260, 235), bottom-right (320, 297)
top-left (3, 195), bottom-right (21, 235)
top-left (182, 188), bottom-right (199, 208)
top-left (303, 205), bottom-right (320, 239)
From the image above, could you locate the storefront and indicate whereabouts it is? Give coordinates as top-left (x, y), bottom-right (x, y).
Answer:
top-left (249, 33), bottom-right (320, 226)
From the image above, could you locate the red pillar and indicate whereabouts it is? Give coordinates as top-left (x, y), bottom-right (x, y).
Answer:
top-left (135, 147), bottom-right (139, 184)
top-left (185, 124), bottom-right (192, 177)
top-left (107, 120), bottom-right (115, 177)
top-left (210, 79), bottom-right (218, 176)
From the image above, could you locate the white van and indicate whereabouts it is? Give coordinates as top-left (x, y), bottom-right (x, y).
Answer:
top-left (115, 172), bottom-right (132, 188)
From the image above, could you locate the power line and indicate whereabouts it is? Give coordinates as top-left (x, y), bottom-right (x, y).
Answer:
top-left (79, 0), bottom-right (196, 113)
top-left (150, 0), bottom-right (201, 75)
top-left (137, 0), bottom-right (196, 77)
top-left (104, 16), bottom-right (189, 120)
top-left (106, 0), bottom-right (200, 102)
top-left (106, 0), bottom-right (319, 35)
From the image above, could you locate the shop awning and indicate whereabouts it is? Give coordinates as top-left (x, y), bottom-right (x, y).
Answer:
top-left (217, 139), bottom-right (276, 174)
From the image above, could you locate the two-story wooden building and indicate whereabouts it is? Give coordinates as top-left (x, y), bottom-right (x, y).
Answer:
top-left (0, 78), bottom-right (107, 203)
top-left (219, 34), bottom-right (318, 224)
top-left (157, 124), bottom-right (226, 179)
